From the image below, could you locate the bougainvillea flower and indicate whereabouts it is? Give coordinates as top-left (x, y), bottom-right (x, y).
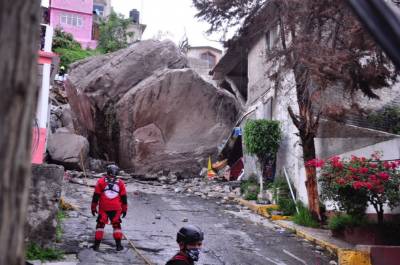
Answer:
top-left (377, 172), bottom-right (390, 181)
top-left (336, 178), bottom-right (346, 185)
top-left (369, 163), bottom-right (378, 168)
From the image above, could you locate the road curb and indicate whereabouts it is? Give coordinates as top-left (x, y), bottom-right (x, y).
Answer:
top-left (236, 198), bottom-right (372, 265)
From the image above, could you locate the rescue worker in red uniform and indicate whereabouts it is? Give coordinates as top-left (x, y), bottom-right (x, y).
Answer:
top-left (91, 164), bottom-right (128, 251)
top-left (166, 225), bottom-right (204, 265)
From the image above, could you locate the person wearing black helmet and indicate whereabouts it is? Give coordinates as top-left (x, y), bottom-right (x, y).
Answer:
top-left (166, 225), bottom-right (204, 265)
top-left (91, 164), bottom-right (128, 251)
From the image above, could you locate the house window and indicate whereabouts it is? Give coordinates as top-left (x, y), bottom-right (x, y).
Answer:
top-left (93, 4), bottom-right (105, 16)
top-left (60, 13), bottom-right (83, 27)
top-left (266, 24), bottom-right (279, 51)
top-left (200, 52), bottom-right (217, 68)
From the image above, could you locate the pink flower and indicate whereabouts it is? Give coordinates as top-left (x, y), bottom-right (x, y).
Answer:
top-left (352, 181), bottom-right (363, 190)
top-left (384, 161), bottom-right (391, 169)
top-left (377, 172), bottom-right (390, 181)
top-left (364, 182), bottom-right (373, 190)
top-left (369, 175), bottom-right (377, 182)
top-left (349, 167), bottom-right (358, 173)
top-left (369, 163), bottom-right (378, 168)
top-left (359, 167), bottom-right (369, 174)
top-left (336, 178), bottom-right (346, 185)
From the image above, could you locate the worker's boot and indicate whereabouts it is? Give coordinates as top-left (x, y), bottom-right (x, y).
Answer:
top-left (92, 239), bottom-right (101, 251)
top-left (115, 239), bottom-right (124, 251)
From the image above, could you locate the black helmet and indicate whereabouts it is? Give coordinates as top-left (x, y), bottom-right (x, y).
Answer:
top-left (106, 164), bottom-right (120, 176)
top-left (176, 225), bottom-right (204, 244)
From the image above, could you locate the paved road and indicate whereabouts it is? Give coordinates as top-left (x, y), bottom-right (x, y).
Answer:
top-left (60, 180), bottom-right (335, 265)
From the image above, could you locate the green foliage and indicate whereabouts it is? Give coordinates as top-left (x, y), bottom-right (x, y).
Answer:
top-left (328, 214), bottom-right (366, 231)
top-left (293, 203), bottom-right (320, 228)
top-left (52, 27), bottom-right (81, 50)
top-left (54, 48), bottom-right (99, 69)
top-left (268, 177), bottom-right (290, 201)
top-left (278, 198), bottom-right (297, 216)
top-left (52, 28), bottom-right (99, 69)
top-left (98, 12), bottom-right (132, 53)
top-left (26, 243), bottom-right (64, 261)
top-left (240, 175), bottom-right (259, 200)
top-left (56, 210), bottom-right (65, 243)
top-left (368, 106), bottom-right (400, 135)
top-left (243, 119), bottom-right (282, 160)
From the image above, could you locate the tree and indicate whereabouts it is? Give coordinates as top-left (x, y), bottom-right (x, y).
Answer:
top-left (0, 1), bottom-right (41, 264)
top-left (98, 12), bottom-right (132, 53)
top-left (193, 0), bottom-right (398, 219)
top-left (243, 120), bottom-right (282, 196)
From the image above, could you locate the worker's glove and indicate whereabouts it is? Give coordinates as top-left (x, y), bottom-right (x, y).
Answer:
top-left (122, 211), bottom-right (127, 218)
top-left (91, 208), bottom-right (97, 216)
top-left (91, 203), bottom-right (98, 216)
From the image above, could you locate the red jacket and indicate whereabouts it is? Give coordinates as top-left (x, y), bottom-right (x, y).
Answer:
top-left (92, 176), bottom-right (127, 212)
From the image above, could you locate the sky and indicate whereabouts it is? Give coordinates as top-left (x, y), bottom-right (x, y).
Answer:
top-left (111, 0), bottom-right (223, 50)
top-left (41, 0), bottom-right (224, 50)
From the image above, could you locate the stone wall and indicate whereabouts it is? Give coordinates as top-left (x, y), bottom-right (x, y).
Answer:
top-left (25, 164), bottom-right (64, 246)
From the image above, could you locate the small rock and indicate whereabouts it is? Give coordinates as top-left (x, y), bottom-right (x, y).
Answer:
top-left (174, 187), bottom-right (183, 193)
top-left (152, 221), bottom-right (156, 224)
top-left (329, 261), bottom-right (337, 265)
top-left (221, 199), bottom-right (227, 204)
top-left (182, 218), bottom-right (189, 222)
top-left (162, 185), bottom-right (168, 189)
top-left (201, 195), bottom-right (207, 199)
top-left (155, 213), bottom-right (161, 219)
top-left (223, 185), bottom-right (231, 193)
top-left (194, 192), bottom-right (203, 196)
top-left (228, 192), bottom-right (236, 199)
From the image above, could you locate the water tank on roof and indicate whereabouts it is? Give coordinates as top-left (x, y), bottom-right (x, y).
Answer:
top-left (129, 9), bottom-right (140, 24)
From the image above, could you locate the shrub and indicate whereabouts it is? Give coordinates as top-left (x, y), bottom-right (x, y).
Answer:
top-left (26, 243), bottom-right (63, 261)
top-left (314, 153), bottom-right (400, 224)
top-left (240, 175), bottom-right (259, 200)
top-left (52, 28), bottom-right (81, 50)
top-left (293, 203), bottom-right (320, 228)
top-left (243, 119), bottom-right (282, 160)
top-left (278, 198), bottom-right (297, 216)
top-left (328, 214), bottom-right (366, 231)
top-left (54, 48), bottom-right (99, 69)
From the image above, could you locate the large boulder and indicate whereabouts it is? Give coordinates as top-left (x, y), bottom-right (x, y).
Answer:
top-left (25, 164), bottom-right (64, 246)
top-left (66, 40), bottom-right (240, 174)
top-left (47, 133), bottom-right (89, 170)
top-left (116, 68), bottom-right (239, 173)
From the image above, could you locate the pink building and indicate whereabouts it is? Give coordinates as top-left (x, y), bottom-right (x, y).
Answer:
top-left (49, 0), bottom-right (97, 49)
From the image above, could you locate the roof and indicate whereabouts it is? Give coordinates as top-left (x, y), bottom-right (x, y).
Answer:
top-left (211, 1), bottom-right (280, 78)
top-left (188, 46), bottom-right (222, 54)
